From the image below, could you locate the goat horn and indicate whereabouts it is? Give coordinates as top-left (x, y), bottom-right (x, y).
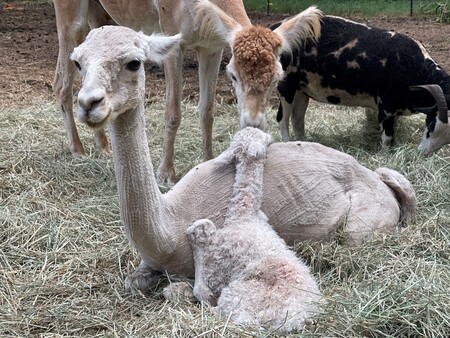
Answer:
top-left (410, 84), bottom-right (448, 124)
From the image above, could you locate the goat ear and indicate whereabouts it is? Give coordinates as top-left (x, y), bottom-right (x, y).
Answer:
top-left (273, 6), bottom-right (322, 55)
top-left (194, 0), bottom-right (242, 46)
top-left (142, 33), bottom-right (181, 64)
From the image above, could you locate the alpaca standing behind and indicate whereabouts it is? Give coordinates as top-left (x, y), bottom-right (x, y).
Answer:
top-left (187, 127), bottom-right (321, 332)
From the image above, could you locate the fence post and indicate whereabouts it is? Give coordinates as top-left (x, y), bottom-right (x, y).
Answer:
top-left (267, 0), bottom-right (272, 15)
top-left (410, 0), bottom-right (413, 16)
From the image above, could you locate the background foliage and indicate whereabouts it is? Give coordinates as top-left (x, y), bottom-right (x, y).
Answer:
top-left (244, 0), bottom-right (448, 19)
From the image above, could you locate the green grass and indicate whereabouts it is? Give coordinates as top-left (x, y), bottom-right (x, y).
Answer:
top-left (1, 97), bottom-right (449, 337)
top-left (244, 0), bottom-right (441, 17)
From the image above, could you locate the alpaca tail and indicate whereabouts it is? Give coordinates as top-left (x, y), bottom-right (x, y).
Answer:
top-left (375, 167), bottom-right (417, 227)
top-left (215, 127), bottom-right (273, 221)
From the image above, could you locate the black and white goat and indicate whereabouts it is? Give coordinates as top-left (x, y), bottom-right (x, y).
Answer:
top-left (272, 15), bottom-right (450, 154)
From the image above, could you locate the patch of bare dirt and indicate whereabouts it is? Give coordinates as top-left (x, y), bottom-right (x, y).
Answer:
top-left (1, 2), bottom-right (450, 108)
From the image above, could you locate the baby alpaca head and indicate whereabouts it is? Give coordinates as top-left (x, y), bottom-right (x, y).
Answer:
top-left (71, 26), bottom-right (180, 129)
top-left (215, 127), bottom-right (273, 166)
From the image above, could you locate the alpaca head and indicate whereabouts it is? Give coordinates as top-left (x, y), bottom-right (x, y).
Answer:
top-left (194, 0), bottom-right (322, 130)
top-left (71, 26), bottom-right (180, 129)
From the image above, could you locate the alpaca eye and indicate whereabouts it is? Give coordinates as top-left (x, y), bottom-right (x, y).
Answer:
top-left (74, 60), bottom-right (81, 71)
top-left (231, 74), bottom-right (237, 82)
top-left (127, 60), bottom-right (141, 71)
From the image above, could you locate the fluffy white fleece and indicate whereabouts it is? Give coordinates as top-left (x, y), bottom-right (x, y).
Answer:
top-left (187, 127), bottom-right (321, 332)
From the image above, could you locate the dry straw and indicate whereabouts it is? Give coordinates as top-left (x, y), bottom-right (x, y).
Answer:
top-left (1, 97), bottom-right (449, 337)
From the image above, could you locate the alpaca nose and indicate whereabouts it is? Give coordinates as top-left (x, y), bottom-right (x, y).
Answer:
top-left (77, 88), bottom-right (104, 112)
top-left (241, 111), bottom-right (267, 130)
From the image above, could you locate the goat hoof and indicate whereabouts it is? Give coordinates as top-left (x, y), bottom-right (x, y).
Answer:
top-left (156, 164), bottom-right (176, 186)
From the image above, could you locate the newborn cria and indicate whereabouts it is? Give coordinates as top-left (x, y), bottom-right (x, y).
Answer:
top-left (187, 127), bottom-right (321, 332)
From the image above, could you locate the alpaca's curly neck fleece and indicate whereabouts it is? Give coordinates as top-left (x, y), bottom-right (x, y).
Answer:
top-left (226, 159), bottom-right (265, 223)
top-left (108, 104), bottom-right (176, 262)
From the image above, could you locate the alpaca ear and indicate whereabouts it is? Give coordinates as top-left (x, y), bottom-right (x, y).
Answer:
top-left (142, 33), bottom-right (181, 64)
top-left (244, 131), bottom-right (272, 161)
top-left (273, 6), bottom-right (322, 55)
top-left (246, 138), bottom-right (271, 160)
top-left (214, 147), bottom-right (236, 166)
top-left (194, 0), bottom-right (242, 46)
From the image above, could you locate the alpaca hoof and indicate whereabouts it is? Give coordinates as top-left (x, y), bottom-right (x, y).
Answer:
top-left (156, 163), bottom-right (176, 186)
top-left (187, 219), bottom-right (217, 246)
top-left (192, 284), bottom-right (218, 306)
top-left (124, 268), bottom-right (163, 292)
top-left (69, 142), bottom-right (86, 156)
top-left (163, 281), bottom-right (197, 303)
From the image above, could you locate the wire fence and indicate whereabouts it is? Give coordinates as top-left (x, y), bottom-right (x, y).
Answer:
top-left (258, 0), bottom-right (450, 21)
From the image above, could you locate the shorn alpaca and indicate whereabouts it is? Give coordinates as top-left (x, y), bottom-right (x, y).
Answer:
top-left (187, 127), bottom-right (321, 332)
top-left (53, 0), bottom-right (251, 184)
top-left (72, 26), bottom-right (416, 292)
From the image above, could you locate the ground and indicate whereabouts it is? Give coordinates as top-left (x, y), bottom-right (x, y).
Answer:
top-left (2, 1), bottom-right (450, 109)
top-left (1, 4), bottom-right (449, 337)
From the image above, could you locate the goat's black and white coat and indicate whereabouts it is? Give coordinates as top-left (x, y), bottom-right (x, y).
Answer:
top-left (272, 15), bottom-right (450, 154)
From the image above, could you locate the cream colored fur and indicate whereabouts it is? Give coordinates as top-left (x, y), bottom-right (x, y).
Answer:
top-left (194, 0), bottom-right (322, 130)
top-left (187, 127), bottom-right (321, 332)
top-left (52, 0), bottom-right (251, 184)
top-left (72, 26), bottom-right (417, 292)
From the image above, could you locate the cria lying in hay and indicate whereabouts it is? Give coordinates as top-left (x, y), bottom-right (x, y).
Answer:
top-left (186, 127), bottom-right (321, 332)
top-left (71, 25), bottom-right (417, 292)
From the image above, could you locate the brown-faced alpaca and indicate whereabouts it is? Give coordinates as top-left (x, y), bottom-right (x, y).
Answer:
top-left (187, 127), bottom-right (321, 332)
top-left (194, 0), bottom-right (323, 130)
top-left (53, 0), bottom-right (251, 184)
top-left (72, 26), bottom-right (416, 292)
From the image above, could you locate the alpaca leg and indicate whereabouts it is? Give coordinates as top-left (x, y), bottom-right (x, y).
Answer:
top-left (93, 130), bottom-right (110, 154)
top-left (53, 0), bottom-right (111, 155)
top-left (53, 0), bottom-right (89, 155)
top-left (124, 259), bottom-right (163, 292)
top-left (162, 281), bottom-right (197, 303)
top-left (156, 48), bottom-right (183, 185)
top-left (196, 47), bottom-right (223, 161)
top-left (85, 1), bottom-right (112, 154)
top-left (187, 219), bottom-right (218, 305)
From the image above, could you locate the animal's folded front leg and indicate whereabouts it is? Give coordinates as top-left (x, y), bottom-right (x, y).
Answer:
top-left (187, 219), bottom-right (218, 306)
top-left (123, 260), bottom-right (164, 292)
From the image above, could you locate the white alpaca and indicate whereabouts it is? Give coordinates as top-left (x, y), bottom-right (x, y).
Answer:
top-left (72, 25), bottom-right (416, 292)
top-left (186, 127), bottom-right (321, 332)
top-left (53, 0), bottom-right (252, 184)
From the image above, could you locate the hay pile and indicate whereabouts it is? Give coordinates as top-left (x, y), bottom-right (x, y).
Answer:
top-left (1, 98), bottom-right (449, 337)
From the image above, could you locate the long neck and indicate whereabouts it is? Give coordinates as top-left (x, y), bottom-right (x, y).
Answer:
top-left (215, 0), bottom-right (251, 26)
top-left (226, 158), bottom-right (265, 222)
top-left (108, 104), bottom-right (175, 257)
